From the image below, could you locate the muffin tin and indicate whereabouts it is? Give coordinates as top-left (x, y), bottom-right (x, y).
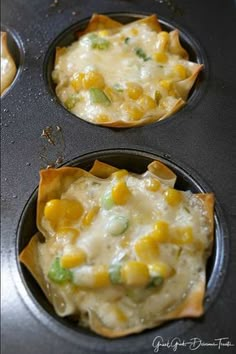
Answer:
top-left (2, 1), bottom-right (236, 354)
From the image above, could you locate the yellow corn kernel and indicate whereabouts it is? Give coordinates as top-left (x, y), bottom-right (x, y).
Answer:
top-left (63, 200), bottom-right (84, 219)
top-left (171, 226), bottom-right (193, 244)
top-left (172, 64), bottom-right (187, 80)
top-left (60, 249), bottom-right (87, 268)
top-left (112, 169), bottom-right (128, 179)
top-left (103, 86), bottom-right (121, 102)
top-left (130, 28), bottom-right (139, 36)
top-left (137, 95), bottom-right (156, 111)
top-left (145, 178), bottom-right (161, 192)
top-left (153, 51), bottom-right (168, 63)
top-left (82, 71), bottom-right (105, 90)
top-left (44, 199), bottom-right (61, 226)
top-left (95, 114), bottom-right (110, 123)
top-left (112, 180), bottom-right (131, 205)
top-left (56, 227), bottom-right (80, 244)
top-left (164, 188), bottom-right (182, 206)
top-left (44, 199), bottom-right (84, 228)
top-left (148, 261), bottom-right (174, 278)
top-left (159, 79), bottom-right (172, 91)
top-left (93, 265), bottom-right (111, 287)
top-left (125, 82), bottom-right (143, 100)
top-left (151, 220), bottom-right (169, 242)
top-left (98, 30), bottom-right (109, 37)
top-left (158, 31), bottom-right (169, 50)
top-left (134, 235), bottom-right (159, 263)
top-left (121, 261), bottom-right (150, 287)
top-left (82, 206), bottom-right (100, 227)
top-left (122, 103), bottom-right (144, 120)
top-left (70, 72), bottom-right (85, 91)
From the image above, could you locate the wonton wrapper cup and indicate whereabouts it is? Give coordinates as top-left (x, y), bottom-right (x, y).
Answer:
top-left (20, 155), bottom-right (214, 338)
top-left (53, 14), bottom-right (203, 128)
top-left (1, 31), bottom-right (17, 95)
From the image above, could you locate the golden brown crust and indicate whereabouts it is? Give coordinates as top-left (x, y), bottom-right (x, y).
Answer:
top-left (1, 32), bottom-right (7, 56)
top-left (77, 13), bottom-right (122, 37)
top-left (89, 160), bottom-right (119, 177)
top-left (168, 30), bottom-right (189, 60)
top-left (131, 14), bottom-right (162, 33)
top-left (88, 277), bottom-right (205, 338)
top-left (88, 310), bottom-right (150, 338)
top-left (19, 233), bottom-right (52, 302)
top-left (89, 98), bottom-right (185, 128)
top-left (1, 31), bottom-right (17, 95)
top-left (55, 47), bottom-right (66, 66)
top-left (148, 160), bottom-right (177, 186)
top-left (196, 193), bottom-right (215, 243)
top-left (174, 64), bottom-right (203, 101)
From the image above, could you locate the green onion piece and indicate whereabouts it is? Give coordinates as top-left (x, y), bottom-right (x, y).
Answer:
top-left (109, 263), bottom-right (122, 284)
top-left (48, 257), bottom-right (72, 284)
top-left (107, 215), bottom-right (129, 236)
top-left (148, 275), bottom-right (163, 288)
top-left (154, 90), bottom-right (162, 104)
top-left (124, 37), bottom-right (130, 44)
top-left (64, 95), bottom-right (79, 110)
top-left (101, 190), bottom-right (114, 210)
top-left (184, 206), bottom-right (190, 213)
top-left (113, 83), bottom-right (124, 92)
top-left (135, 48), bottom-right (151, 62)
top-left (89, 88), bottom-right (111, 106)
top-left (88, 34), bottom-right (110, 50)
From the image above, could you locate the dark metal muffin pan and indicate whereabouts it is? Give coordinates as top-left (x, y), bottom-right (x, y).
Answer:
top-left (2, 1), bottom-right (236, 354)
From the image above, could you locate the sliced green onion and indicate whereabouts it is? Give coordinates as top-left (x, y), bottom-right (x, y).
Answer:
top-left (64, 95), bottom-right (79, 110)
top-left (113, 83), bottom-right (124, 92)
top-left (88, 34), bottom-right (110, 50)
top-left (124, 37), bottom-right (130, 44)
top-left (48, 257), bottom-right (72, 284)
top-left (135, 47), bottom-right (151, 62)
top-left (107, 215), bottom-right (129, 236)
top-left (155, 90), bottom-right (162, 104)
top-left (89, 88), bottom-right (111, 106)
top-left (183, 206), bottom-right (190, 213)
top-left (109, 263), bottom-right (122, 284)
top-left (101, 190), bottom-right (114, 210)
top-left (148, 275), bottom-right (163, 288)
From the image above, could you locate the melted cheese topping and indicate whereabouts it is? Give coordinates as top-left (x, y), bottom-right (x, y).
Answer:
top-left (1, 32), bottom-right (16, 95)
top-left (52, 17), bottom-right (201, 126)
top-left (38, 169), bottom-right (211, 331)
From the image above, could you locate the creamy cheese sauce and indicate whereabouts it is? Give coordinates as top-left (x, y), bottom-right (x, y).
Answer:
top-left (52, 20), bottom-right (201, 124)
top-left (38, 169), bottom-right (211, 330)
